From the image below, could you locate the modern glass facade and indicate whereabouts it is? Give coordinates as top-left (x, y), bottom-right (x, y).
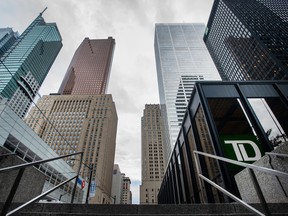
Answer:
top-left (58, 37), bottom-right (115, 95)
top-left (158, 81), bottom-right (288, 204)
top-left (204, 0), bottom-right (288, 81)
top-left (0, 28), bottom-right (19, 58)
top-left (154, 23), bottom-right (221, 154)
top-left (0, 11), bottom-right (62, 118)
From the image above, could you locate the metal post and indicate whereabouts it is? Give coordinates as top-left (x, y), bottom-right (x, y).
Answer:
top-left (71, 153), bottom-right (83, 203)
top-left (85, 164), bottom-right (93, 204)
top-left (248, 168), bottom-right (271, 216)
top-left (1, 168), bottom-right (25, 216)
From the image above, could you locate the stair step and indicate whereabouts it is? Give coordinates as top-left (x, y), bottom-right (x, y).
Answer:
top-left (2, 203), bottom-right (288, 215)
top-left (12, 213), bottom-right (259, 216)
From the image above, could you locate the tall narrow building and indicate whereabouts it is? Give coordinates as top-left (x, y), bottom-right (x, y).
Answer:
top-left (140, 104), bottom-right (167, 204)
top-left (26, 37), bottom-right (117, 204)
top-left (111, 164), bottom-right (123, 204)
top-left (0, 10), bottom-right (62, 118)
top-left (204, 0), bottom-right (288, 80)
top-left (58, 37), bottom-right (115, 95)
top-left (154, 23), bottom-right (220, 152)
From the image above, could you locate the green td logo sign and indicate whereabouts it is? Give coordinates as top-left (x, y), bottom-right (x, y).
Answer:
top-left (224, 140), bottom-right (261, 162)
top-left (220, 135), bottom-right (264, 170)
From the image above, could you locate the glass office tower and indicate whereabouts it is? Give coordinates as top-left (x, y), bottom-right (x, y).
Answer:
top-left (58, 37), bottom-right (115, 95)
top-left (0, 10), bottom-right (62, 118)
top-left (204, 0), bottom-right (288, 81)
top-left (154, 23), bottom-right (220, 153)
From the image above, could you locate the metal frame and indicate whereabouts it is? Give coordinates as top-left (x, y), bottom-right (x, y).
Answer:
top-left (0, 151), bottom-right (83, 216)
top-left (193, 150), bottom-right (288, 216)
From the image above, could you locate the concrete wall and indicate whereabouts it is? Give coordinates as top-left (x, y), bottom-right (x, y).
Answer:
top-left (0, 147), bottom-right (46, 203)
top-left (235, 142), bottom-right (288, 203)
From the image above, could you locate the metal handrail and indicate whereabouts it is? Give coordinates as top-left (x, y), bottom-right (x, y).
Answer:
top-left (0, 152), bottom-right (82, 173)
top-left (194, 151), bottom-right (288, 178)
top-left (265, 152), bottom-right (288, 158)
top-left (0, 151), bottom-right (83, 216)
top-left (193, 150), bottom-right (288, 216)
top-left (198, 174), bottom-right (265, 216)
top-left (6, 176), bottom-right (77, 216)
top-left (0, 153), bottom-right (17, 159)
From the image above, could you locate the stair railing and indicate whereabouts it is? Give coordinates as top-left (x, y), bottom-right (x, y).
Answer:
top-left (193, 150), bottom-right (288, 216)
top-left (0, 151), bottom-right (83, 216)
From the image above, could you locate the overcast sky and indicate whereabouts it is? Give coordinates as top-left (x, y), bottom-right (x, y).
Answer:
top-left (0, 0), bottom-right (214, 204)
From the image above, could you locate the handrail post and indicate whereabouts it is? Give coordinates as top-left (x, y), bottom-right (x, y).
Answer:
top-left (71, 152), bottom-right (83, 203)
top-left (86, 164), bottom-right (93, 204)
top-left (248, 168), bottom-right (272, 216)
top-left (193, 151), bottom-right (206, 203)
top-left (1, 168), bottom-right (25, 216)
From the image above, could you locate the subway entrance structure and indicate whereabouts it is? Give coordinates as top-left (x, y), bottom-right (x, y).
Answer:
top-left (158, 81), bottom-right (288, 204)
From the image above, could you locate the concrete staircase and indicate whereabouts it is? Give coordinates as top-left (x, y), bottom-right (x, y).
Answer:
top-left (1, 203), bottom-right (288, 215)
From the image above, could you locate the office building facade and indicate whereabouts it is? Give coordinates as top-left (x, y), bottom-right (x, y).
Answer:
top-left (26, 94), bottom-right (117, 204)
top-left (0, 11), bottom-right (62, 118)
top-left (111, 164), bottom-right (132, 204)
top-left (154, 23), bottom-right (220, 154)
top-left (158, 81), bottom-right (288, 204)
top-left (58, 37), bottom-right (115, 95)
top-left (140, 104), bottom-right (167, 204)
top-left (204, 0), bottom-right (288, 81)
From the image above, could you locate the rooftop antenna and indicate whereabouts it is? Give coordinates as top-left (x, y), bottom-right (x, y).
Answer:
top-left (40, 7), bottom-right (48, 16)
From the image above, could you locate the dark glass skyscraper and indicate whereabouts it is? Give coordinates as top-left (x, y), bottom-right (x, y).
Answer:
top-left (58, 37), bottom-right (115, 95)
top-left (204, 0), bottom-right (288, 81)
top-left (0, 10), bottom-right (62, 118)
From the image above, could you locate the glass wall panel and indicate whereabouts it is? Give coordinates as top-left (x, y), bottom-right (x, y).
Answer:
top-left (208, 98), bottom-right (265, 170)
top-left (195, 105), bottom-right (222, 202)
top-left (186, 127), bottom-right (204, 203)
top-left (248, 98), bottom-right (288, 148)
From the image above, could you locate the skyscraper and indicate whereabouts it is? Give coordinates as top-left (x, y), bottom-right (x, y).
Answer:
top-left (26, 37), bottom-right (117, 204)
top-left (58, 37), bottom-right (115, 95)
top-left (204, 0), bottom-right (288, 81)
top-left (0, 28), bottom-right (19, 57)
top-left (140, 104), bottom-right (167, 204)
top-left (154, 23), bottom-right (220, 152)
top-left (0, 10), bottom-right (62, 118)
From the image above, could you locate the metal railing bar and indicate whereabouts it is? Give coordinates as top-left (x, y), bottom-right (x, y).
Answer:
top-left (6, 175), bottom-right (77, 216)
top-left (0, 152), bottom-right (83, 173)
top-left (0, 153), bottom-right (17, 158)
top-left (265, 152), bottom-right (288, 158)
top-left (194, 150), bottom-right (288, 178)
top-left (71, 153), bottom-right (83, 203)
top-left (198, 174), bottom-right (265, 216)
